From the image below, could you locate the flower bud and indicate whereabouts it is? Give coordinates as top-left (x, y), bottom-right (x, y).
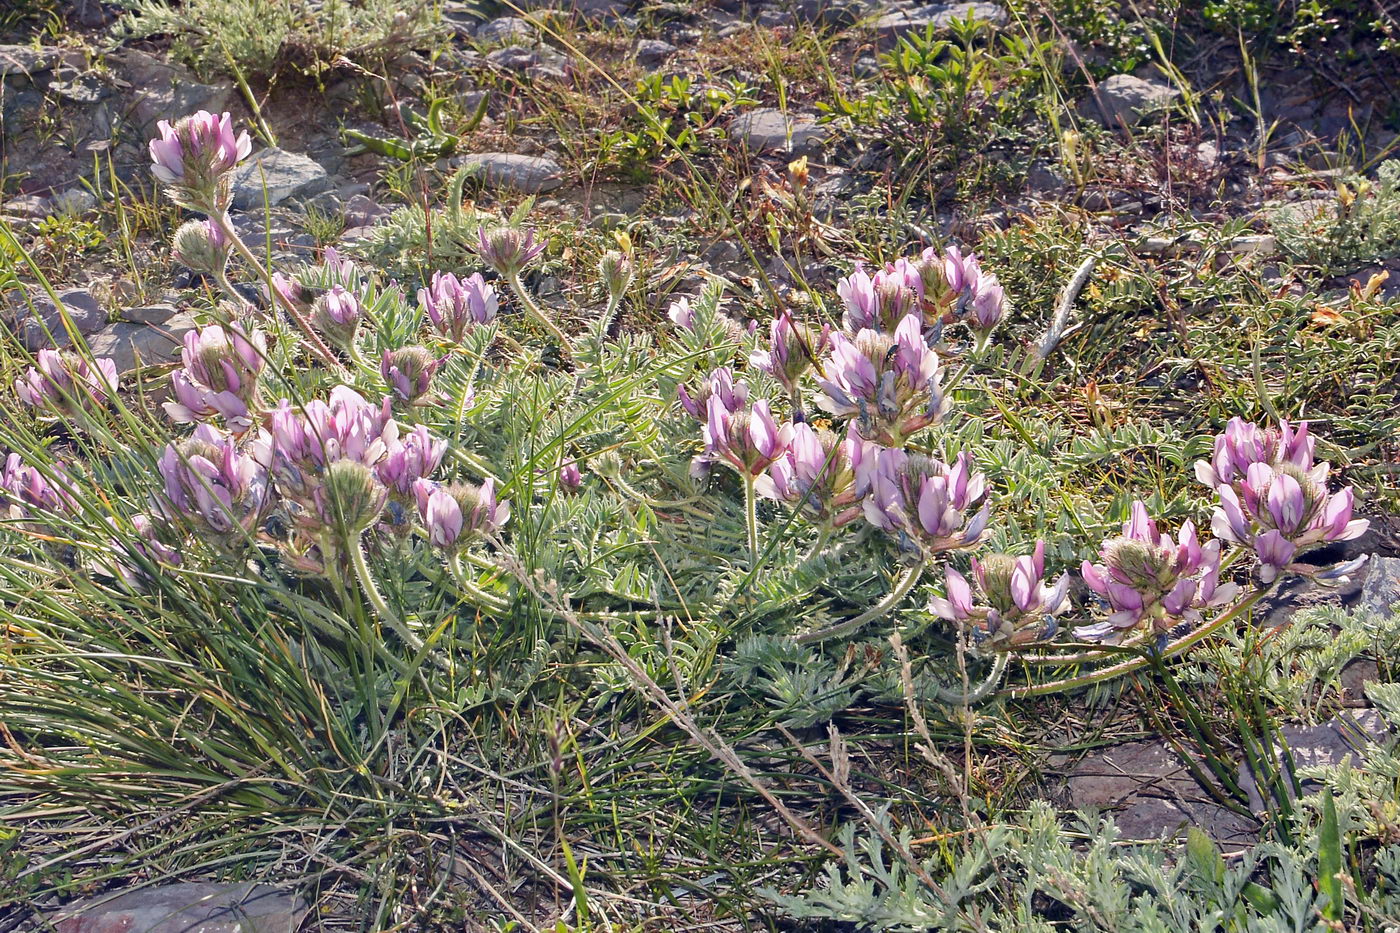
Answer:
top-left (419, 271), bottom-right (497, 343)
top-left (380, 346), bottom-right (440, 403)
top-left (475, 224), bottom-right (546, 277)
top-left (171, 218), bottom-right (230, 275)
top-left (317, 459), bottom-right (388, 533)
top-left (311, 285), bottom-right (362, 349)
top-left (598, 250), bottom-right (634, 303)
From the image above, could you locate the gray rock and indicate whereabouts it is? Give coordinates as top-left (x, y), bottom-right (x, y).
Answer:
top-left (1237, 710), bottom-right (1389, 812)
top-left (4, 288), bottom-right (107, 351)
top-left (108, 49), bottom-right (233, 134)
top-left (1088, 73), bottom-right (1179, 127)
top-left (49, 72), bottom-right (109, 105)
top-left (121, 303), bottom-right (179, 326)
top-left (231, 148), bottom-right (332, 210)
top-left (635, 39), bottom-right (678, 66)
top-left (0, 44), bottom-right (79, 79)
top-left (872, 1), bottom-right (1007, 44)
top-left (729, 108), bottom-right (829, 156)
top-left (457, 152), bottom-right (565, 192)
top-left (795, 0), bottom-right (862, 27)
top-left (1229, 234), bottom-right (1278, 257)
top-left (486, 44), bottom-right (572, 73)
top-left (1358, 555), bottom-right (1400, 619)
top-left (49, 188), bottom-right (97, 215)
top-left (344, 194), bottom-right (391, 228)
top-left (3, 194), bottom-right (52, 219)
top-left (52, 882), bottom-right (307, 933)
top-left (229, 213), bottom-right (317, 252)
top-left (87, 313), bottom-right (199, 374)
top-left (476, 16), bottom-right (534, 41)
top-left (1067, 740), bottom-right (1257, 844)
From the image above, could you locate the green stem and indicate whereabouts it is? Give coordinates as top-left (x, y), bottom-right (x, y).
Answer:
top-left (929, 653), bottom-right (1010, 705)
top-left (999, 589), bottom-right (1266, 699)
top-left (507, 270), bottom-right (573, 353)
top-left (213, 211), bottom-right (343, 370)
top-left (348, 536), bottom-right (429, 657)
top-left (743, 473), bottom-right (760, 567)
top-left (795, 563), bottom-right (925, 645)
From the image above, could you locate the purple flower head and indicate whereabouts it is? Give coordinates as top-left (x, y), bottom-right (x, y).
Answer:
top-left (815, 314), bottom-right (948, 445)
top-left (861, 447), bottom-right (990, 559)
top-left (837, 263), bottom-right (880, 331)
top-left (264, 386), bottom-right (398, 505)
top-left (701, 396), bottom-right (791, 479)
top-left (171, 218), bottom-right (230, 274)
top-left (16, 349), bottom-right (118, 416)
top-left (0, 452), bottom-right (78, 518)
top-left (966, 271), bottom-right (1006, 347)
top-left (749, 312), bottom-right (830, 396)
top-left (163, 324), bottom-right (266, 433)
top-left (270, 272), bottom-right (312, 316)
top-left (419, 271), bottom-right (498, 343)
top-left (929, 541), bottom-right (1070, 647)
top-left (1212, 461), bottom-right (1370, 583)
top-left (754, 421), bottom-right (861, 528)
top-left (678, 367), bottom-right (749, 423)
top-left (157, 424), bottom-right (269, 539)
top-left (380, 346), bottom-right (441, 403)
top-left (559, 460), bottom-right (583, 493)
top-left (475, 224), bottom-right (546, 277)
top-left (1074, 501), bottom-right (1240, 643)
top-left (1194, 417), bottom-right (1316, 491)
top-left (321, 247), bottom-right (356, 284)
top-left (413, 477), bottom-right (511, 549)
top-left (104, 513), bottom-right (184, 588)
top-left (667, 296), bottom-right (697, 331)
top-left (376, 423), bottom-right (446, 497)
top-left (311, 285), bottom-right (363, 349)
top-left (148, 111), bottom-right (251, 209)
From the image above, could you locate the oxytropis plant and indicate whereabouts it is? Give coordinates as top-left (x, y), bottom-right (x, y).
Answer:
top-left (1, 109), bottom-right (1377, 708)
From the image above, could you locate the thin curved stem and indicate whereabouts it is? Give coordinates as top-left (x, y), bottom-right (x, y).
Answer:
top-left (213, 211), bottom-right (342, 369)
top-left (929, 652), bottom-right (1010, 705)
top-left (348, 536), bottom-right (429, 656)
top-left (507, 270), bottom-right (573, 353)
top-left (999, 589), bottom-right (1266, 700)
top-left (795, 563), bottom-right (925, 645)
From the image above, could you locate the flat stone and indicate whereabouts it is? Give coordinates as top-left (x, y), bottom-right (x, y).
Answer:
top-left (49, 188), bottom-right (98, 215)
top-left (87, 313), bottom-right (199, 374)
top-left (1357, 555), bottom-right (1400, 619)
top-left (1237, 710), bottom-right (1389, 812)
top-left (231, 148), bottom-right (332, 210)
top-left (1067, 740), bottom-right (1258, 845)
top-left (121, 303), bottom-right (179, 325)
top-left (53, 882), bottom-right (307, 933)
top-left (0, 44), bottom-right (80, 78)
top-left (3, 194), bottom-right (52, 218)
top-left (730, 108), bottom-right (829, 156)
top-left (456, 152), bottom-right (565, 192)
top-left (343, 194), bottom-right (391, 227)
top-left (1229, 234), bottom-right (1278, 256)
top-left (635, 39), bottom-right (678, 66)
top-left (108, 49), bottom-right (233, 134)
top-left (794, 0), bottom-right (863, 27)
top-left (4, 288), bottom-right (107, 351)
top-left (475, 16), bottom-right (534, 42)
top-left (1087, 74), bottom-right (1179, 127)
top-left (872, 1), bottom-right (1007, 44)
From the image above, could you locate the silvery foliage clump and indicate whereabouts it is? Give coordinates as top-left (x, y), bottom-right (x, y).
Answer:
top-left (1274, 159), bottom-right (1400, 275)
top-left (766, 605), bottom-right (1400, 930)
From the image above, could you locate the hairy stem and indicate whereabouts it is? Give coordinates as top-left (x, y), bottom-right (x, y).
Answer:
top-left (212, 211), bottom-right (342, 369)
top-left (348, 536), bottom-right (431, 658)
top-left (795, 563), bottom-right (924, 645)
top-left (999, 589), bottom-right (1265, 699)
top-left (743, 473), bottom-right (759, 566)
top-left (507, 270), bottom-right (572, 352)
